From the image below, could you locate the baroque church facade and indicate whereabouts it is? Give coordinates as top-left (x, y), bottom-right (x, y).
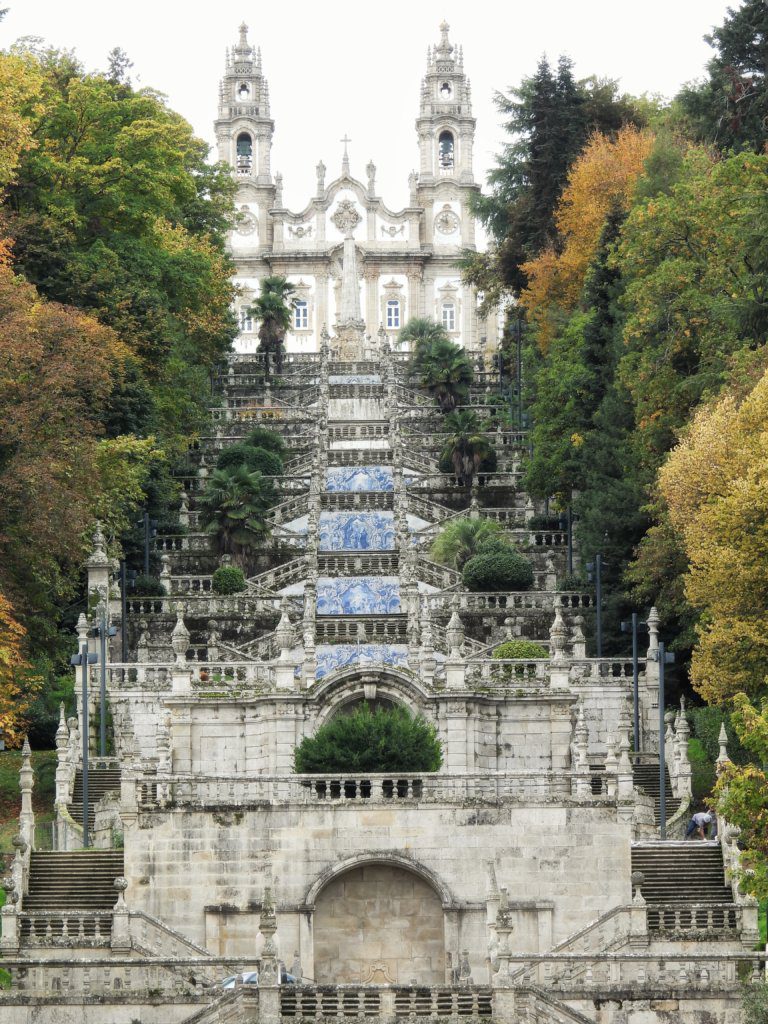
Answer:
top-left (0, 21), bottom-right (759, 1024)
top-left (217, 23), bottom-right (498, 359)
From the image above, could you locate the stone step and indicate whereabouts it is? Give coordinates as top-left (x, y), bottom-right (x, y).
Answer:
top-left (25, 851), bottom-right (124, 911)
top-left (631, 844), bottom-right (732, 904)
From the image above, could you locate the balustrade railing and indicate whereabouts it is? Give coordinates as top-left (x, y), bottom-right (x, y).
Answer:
top-left (646, 904), bottom-right (742, 938)
top-left (20, 911), bottom-right (112, 946)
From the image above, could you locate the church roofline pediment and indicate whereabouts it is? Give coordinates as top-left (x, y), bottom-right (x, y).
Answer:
top-left (275, 173), bottom-right (421, 224)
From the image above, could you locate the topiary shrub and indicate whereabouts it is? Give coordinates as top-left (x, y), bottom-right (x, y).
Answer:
top-left (492, 640), bottom-right (548, 659)
top-left (216, 443), bottom-right (283, 476)
top-left (131, 574), bottom-right (163, 596)
top-left (462, 549), bottom-right (534, 592)
top-left (212, 565), bottom-right (247, 595)
top-left (244, 426), bottom-right (287, 456)
top-left (294, 704), bottom-right (442, 774)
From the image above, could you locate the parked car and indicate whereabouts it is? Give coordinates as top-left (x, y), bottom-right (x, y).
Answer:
top-left (219, 964), bottom-right (295, 989)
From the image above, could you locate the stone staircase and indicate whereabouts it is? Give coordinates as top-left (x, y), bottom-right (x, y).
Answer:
top-left (632, 760), bottom-right (681, 825)
top-left (631, 843), bottom-right (732, 904)
top-left (24, 850), bottom-right (125, 910)
top-left (69, 766), bottom-right (121, 828)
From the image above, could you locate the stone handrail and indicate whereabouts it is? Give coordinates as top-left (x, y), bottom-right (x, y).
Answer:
top-left (125, 592), bottom-right (290, 618)
top-left (415, 556), bottom-right (462, 589)
top-left (280, 987), bottom-right (494, 1022)
top-left (130, 910), bottom-right (213, 960)
top-left (425, 591), bottom-right (592, 615)
top-left (153, 533), bottom-right (213, 554)
top-left (246, 556), bottom-right (309, 593)
top-left (404, 493), bottom-right (456, 523)
top-left (135, 770), bottom-right (620, 810)
top-left (398, 445), bottom-right (438, 473)
top-left (266, 492), bottom-right (310, 525)
top-left (101, 661), bottom-right (274, 692)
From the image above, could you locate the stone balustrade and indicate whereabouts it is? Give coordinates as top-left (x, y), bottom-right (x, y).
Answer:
top-left (20, 912), bottom-right (112, 947)
top-left (281, 987), bottom-right (494, 1021)
top-left (134, 770), bottom-right (619, 809)
top-left (247, 556), bottom-right (309, 593)
top-left (100, 661), bottom-right (274, 692)
top-left (646, 904), bottom-right (742, 939)
top-left (329, 422), bottom-right (389, 440)
top-left (426, 591), bottom-right (592, 615)
top-left (125, 593), bottom-right (293, 619)
top-left (329, 448), bottom-right (393, 466)
top-left (153, 533), bottom-right (213, 554)
top-left (209, 405), bottom-right (314, 424)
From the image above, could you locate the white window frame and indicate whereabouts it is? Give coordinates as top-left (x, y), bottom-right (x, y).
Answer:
top-left (386, 299), bottom-right (400, 330)
top-left (239, 308), bottom-right (253, 333)
top-left (294, 299), bottom-right (309, 331)
top-left (442, 302), bottom-right (456, 332)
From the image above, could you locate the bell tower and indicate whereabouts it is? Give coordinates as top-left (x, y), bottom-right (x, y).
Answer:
top-left (415, 22), bottom-right (476, 186)
top-left (215, 23), bottom-right (274, 185)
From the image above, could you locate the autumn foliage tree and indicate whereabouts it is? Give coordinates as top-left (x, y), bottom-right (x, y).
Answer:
top-left (0, 592), bottom-right (41, 747)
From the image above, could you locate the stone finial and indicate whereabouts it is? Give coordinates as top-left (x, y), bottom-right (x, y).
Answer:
top-left (646, 606), bottom-right (659, 656)
top-left (113, 876), bottom-right (128, 908)
top-left (548, 596), bottom-right (568, 663)
top-left (275, 598), bottom-right (294, 655)
top-left (437, 20), bottom-right (454, 60)
top-left (486, 860), bottom-right (499, 898)
top-left (716, 721), bottom-right (731, 775)
top-left (631, 870), bottom-right (645, 904)
top-left (171, 608), bottom-right (190, 665)
top-left (159, 554), bottom-right (171, 594)
top-left (55, 704), bottom-right (68, 750)
top-left (86, 521), bottom-right (109, 568)
top-left (446, 598), bottom-right (464, 658)
top-left (19, 738), bottom-right (34, 848)
top-left (76, 612), bottom-right (89, 646)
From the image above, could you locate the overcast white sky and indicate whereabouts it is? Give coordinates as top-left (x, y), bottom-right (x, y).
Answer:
top-left (3, 1), bottom-right (734, 211)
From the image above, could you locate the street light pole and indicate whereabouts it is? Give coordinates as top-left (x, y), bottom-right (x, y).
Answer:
top-left (654, 640), bottom-right (675, 840)
top-left (587, 554), bottom-right (603, 657)
top-left (92, 604), bottom-right (117, 758)
top-left (70, 626), bottom-right (97, 848)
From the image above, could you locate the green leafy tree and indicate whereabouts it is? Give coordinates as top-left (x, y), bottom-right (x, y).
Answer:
top-left (439, 410), bottom-right (493, 487)
top-left (211, 565), bottom-right (247, 595)
top-left (677, 0), bottom-right (768, 152)
top-left (197, 465), bottom-right (276, 569)
top-left (249, 276), bottom-right (296, 379)
top-left (430, 517), bottom-right (505, 571)
top-left (216, 443), bottom-right (284, 476)
top-left (492, 639), bottom-right (548, 659)
top-left (244, 427), bottom-right (287, 457)
top-left (294, 704), bottom-right (442, 774)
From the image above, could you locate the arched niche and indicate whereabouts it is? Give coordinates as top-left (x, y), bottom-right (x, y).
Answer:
top-left (312, 861), bottom-right (447, 984)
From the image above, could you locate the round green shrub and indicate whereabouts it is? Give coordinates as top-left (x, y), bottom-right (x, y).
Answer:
top-left (216, 443), bottom-right (283, 476)
top-left (492, 640), bottom-right (548, 659)
top-left (462, 549), bottom-right (534, 592)
top-left (131, 574), bottom-right (163, 596)
top-left (294, 704), bottom-right (442, 774)
top-left (244, 427), bottom-right (286, 456)
top-left (211, 565), bottom-right (247, 595)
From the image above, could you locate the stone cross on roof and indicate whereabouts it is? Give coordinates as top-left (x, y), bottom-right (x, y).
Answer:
top-left (340, 134), bottom-right (351, 176)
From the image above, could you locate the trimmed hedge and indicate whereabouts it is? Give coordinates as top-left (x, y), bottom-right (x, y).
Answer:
top-left (294, 704), bottom-right (442, 774)
top-left (216, 443), bottom-right (283, 476)
top-left (438, 448), bottom-right (497, 475)
top-left (212, 565), bottom-right (247, 595)
top-left (492, 640), bottom-right (548, 659)
top-left (462, 549), bottom-right (534, 592)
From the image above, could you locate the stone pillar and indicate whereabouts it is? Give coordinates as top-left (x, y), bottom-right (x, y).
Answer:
top-left (548, 597), bottom-right (569, 689)
top-left (171, 608), bottom-right (192, 694)
top-left (111, 877), bottom-right (131, 952)
top-left (258, 887), bottom-right (281, 1024)
top-left (18, 738), bottom-right (34, 851)
top-left (0, 892), bottom-right (19, 952)
top-left (86, 522), bottom-right (111, 607)
top-left (55, 704), bottom-right (71, 807)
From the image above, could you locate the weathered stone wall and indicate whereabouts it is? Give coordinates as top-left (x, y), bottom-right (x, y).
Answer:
top-left (313, 864), bottom-right (445, 984)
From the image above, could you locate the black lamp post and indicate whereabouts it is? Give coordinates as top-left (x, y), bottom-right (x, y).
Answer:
top-left (649, 641), bottom-right (676, 839)
top-left (621, 614), bottom-right (650, 753)
top-left (558, 507), bottom-right (573, 577)
top-left (118, 560), bottom-right (137, 660)
top-left (138, 511), bottom-right (158, 577)
top-left (586, 554), bottom-right (603, 657)
top-left (90, 605), bottom-right (117, 758)
top-left (70, 631), bottom-right (97, 847)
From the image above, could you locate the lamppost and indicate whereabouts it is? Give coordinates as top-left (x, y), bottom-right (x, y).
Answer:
top-left (90, 602), bottom-right (117, 758)
top-left (138, 511), bottom-right (157, 577)
top-left (649, 640), bottom-right (676, 839)
top-left (118, 560), bottom-right (137, 660)
top-left (70, 618), bottom-right (97, 847)
top-left (586, 554), bottom-right (603, 657)
top-left (559, 506), bottom-right (574, 577)
top-left (620, 613), bottom-right (650, 753)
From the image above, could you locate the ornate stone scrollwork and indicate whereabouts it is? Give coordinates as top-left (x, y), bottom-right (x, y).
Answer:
top-left (331, 199), bottom-right (362, 236)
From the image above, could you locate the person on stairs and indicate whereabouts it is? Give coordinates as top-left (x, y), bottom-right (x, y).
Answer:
top-left (684, 810), bottom-right (714, 840)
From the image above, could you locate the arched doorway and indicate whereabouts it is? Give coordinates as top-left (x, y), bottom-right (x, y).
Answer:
top-left (313, 863), bottom-right (446, 984)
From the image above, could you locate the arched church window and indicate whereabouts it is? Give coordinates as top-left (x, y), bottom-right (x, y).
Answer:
top-left (239, 308), bottom-right (253, 333)
top-left (294, 299), bottom-right (309, 330)
top-left (386, 299), bottom-right (400, 330)
top-left (236, 132), bottom-right (253, 174)
top-left (440, 81), bottom-right (452, 99)
top-left (438, 131), bottom-right (455, 169)
top-left (442, 302), bottom-right (456, 332)
top-left (237, 82), bottom-right (251, 100)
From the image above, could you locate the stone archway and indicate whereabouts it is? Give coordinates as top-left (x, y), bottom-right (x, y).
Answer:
top-left (313, 863), bottom-right (446, 985)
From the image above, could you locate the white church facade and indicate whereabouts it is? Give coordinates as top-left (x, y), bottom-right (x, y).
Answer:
top-left (217, 22), bottom-right (498, 357)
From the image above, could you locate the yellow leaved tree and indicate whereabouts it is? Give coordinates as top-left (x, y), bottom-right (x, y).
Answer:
top-left (0, 592), bottom-right (41, 747)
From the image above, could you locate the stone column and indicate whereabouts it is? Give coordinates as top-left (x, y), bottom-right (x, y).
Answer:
top-left (171, 608), bottom-right (192, 694)
top-left (18, 738), bottom-right (34, 851)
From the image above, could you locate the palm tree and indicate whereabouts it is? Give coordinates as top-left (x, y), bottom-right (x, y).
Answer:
top-left (430, 517), bottom-right (505, 571)
top-left (249, 276), bottom-right (296, 378)
top-left (441, 409), bottom-right (493, 488)
top-left (401, 318), bottom-right (474, 413)
top-left (197, 465), bottom-right (276, 569)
